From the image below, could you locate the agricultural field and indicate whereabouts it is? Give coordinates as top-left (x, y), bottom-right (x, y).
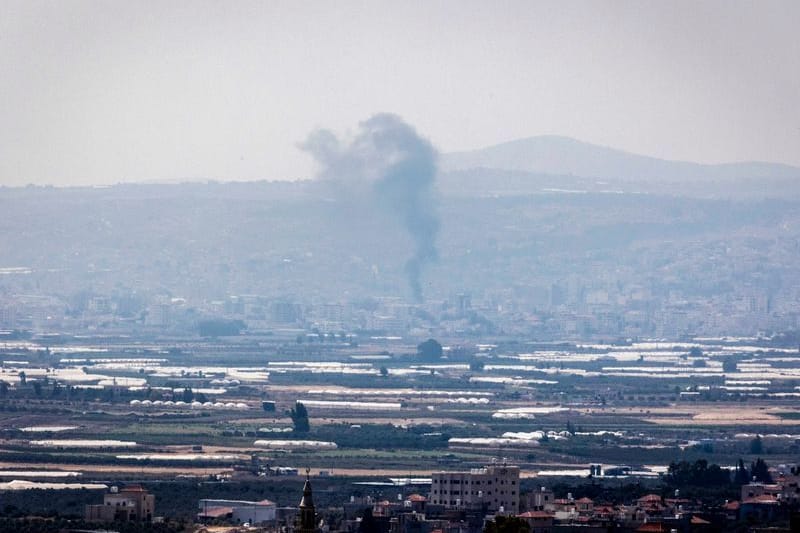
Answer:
top-left (0, 334), bottom-right (799, 491)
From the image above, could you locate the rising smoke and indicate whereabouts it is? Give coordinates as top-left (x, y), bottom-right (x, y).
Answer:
top-left (302, 113), bottom-right (439, 301)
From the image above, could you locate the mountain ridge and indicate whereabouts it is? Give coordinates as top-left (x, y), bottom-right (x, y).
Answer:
top-left (441, 135), bottom-right (800, 182)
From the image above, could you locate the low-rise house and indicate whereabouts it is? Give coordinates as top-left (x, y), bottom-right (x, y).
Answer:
top-left (740, 494), bottom-right (781, 523)
top-left (575, 496), bottom-right (594, 515)
top-left (517, 510), bottom-right (553, 533)
top-left (85, 484), bottom-right (155, 523)
top-left (525, 487), bottom-right (554, 512)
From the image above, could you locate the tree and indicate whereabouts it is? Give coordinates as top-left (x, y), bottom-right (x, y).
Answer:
top-left (751, 458), bottom-right (772, 483)
top-left (689, 346), bottom-right (703, 357)
top-left (469, 360), bottom-right (485, 371)
top-left (359, 507), bottom-right (379, 533)
top-left (198, 319), bottom-right (245, 337)
top-left (182, 387), bottom-right (194, 403)
top-left (734, 459), bottom-right (750, 485)
top-left (722, 358), bottom-right (738, 373)
top-left (379, 366), bottom-right (388, 377)
top-left (750, 435), bottom-right (764, 455)
top-left (666, 459), bottom-right (731, 487)
top-left (32, 381), bottom-right (42, 397)
top-left (484, 515), bottom-right (530, 533)
top-left (0, 382), bottom-right (7, 398)
top-left (18, 372), bottom-right (26, 386)
top-left (291, 402), bottom-right (310, 432)
top-left (417, 338), bottom-right (443, 359)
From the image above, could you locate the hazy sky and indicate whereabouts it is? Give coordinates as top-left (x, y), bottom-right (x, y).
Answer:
top-left (2, 0), bottom-right (798, 186)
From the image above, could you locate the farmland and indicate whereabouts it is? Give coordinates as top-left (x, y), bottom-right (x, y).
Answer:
top-left (0, 334), bottom-right (798, 490)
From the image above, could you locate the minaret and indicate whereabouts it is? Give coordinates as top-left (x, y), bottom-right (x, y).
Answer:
top-left (297, 468), bottom-right (316, 533)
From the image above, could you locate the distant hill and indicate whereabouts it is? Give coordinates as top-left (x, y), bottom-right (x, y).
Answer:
top-left (441, 135), bottom-right (800, 182)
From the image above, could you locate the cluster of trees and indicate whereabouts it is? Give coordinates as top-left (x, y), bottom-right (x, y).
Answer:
top-left (290, 401), bottom-right (310, 432)
top-left (484, 515), bottom-right (530, 533)
top-left (197, 319), bottom-right (245, 337)
top-left (666, 458), bottom-right (773, 488)
top-left (0, 519), bottom-right (185, 533)
top-left (417, 338), bottom-right (442, 359)
top-left (177, 387), bottom-right (207, 403)
top-left (665, 459), bottom-right (732, 487)
top-left (469, 359), bottom-right (485, 371)
top-left (734, 458), bottom-right (772, 484)
top-left (0, 380), bottom-right (214, 405)
top-left (0, 380), bottom-right (115, 402)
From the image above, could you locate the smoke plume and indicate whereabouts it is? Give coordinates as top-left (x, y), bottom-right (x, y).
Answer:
top-left (302, 113), bottom-right (439, 301)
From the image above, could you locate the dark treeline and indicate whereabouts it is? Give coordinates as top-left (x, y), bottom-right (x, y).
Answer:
top-left (0, 517), bottom-right (185, 533)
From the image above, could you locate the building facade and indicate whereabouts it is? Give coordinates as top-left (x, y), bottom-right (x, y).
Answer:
top-left (85, 485), bottom-right (155, 522)
top-left (429, 464), bottom-right (520, 514)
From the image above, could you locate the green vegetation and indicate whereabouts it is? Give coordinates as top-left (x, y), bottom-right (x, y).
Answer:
top-left (197, 319), bottom-right (246, 337)
top-left (484, 515), bottom-right (530, 533)
top-left (751, 458), bottom-right (772, 482)
top-left (665, 459), bottom-right (731, 487)
top-left (416, 338), bottom-right (443, 359)
top-left (0, 519), bottom-right (185, 533)
top-left (291, 401), bottom-right (311, 433)
top-left (750, 434), bottom-right (764, 454)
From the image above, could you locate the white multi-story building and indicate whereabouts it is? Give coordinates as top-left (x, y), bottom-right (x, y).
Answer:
top-left (429, 464), bottom-right (520, 514)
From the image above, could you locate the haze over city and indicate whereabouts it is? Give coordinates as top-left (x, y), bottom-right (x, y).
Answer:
top-left (2, 2), bottom-right (800, 532)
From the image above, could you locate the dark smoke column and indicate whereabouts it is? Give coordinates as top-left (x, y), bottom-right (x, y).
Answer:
top-left (302, 113), bottom-right (439, 302)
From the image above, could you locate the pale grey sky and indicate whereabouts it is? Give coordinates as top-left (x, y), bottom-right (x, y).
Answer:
top-left (1, 0), bottom-right (798, 186)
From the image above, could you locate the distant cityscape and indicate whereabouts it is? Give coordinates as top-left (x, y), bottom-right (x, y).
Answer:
top-left (2, 176), bottom-right (800, 342)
